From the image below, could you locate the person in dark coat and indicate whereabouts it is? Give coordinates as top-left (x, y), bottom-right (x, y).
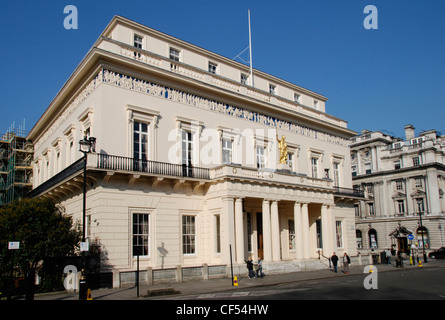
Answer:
top-left (245, 256), bottom-right (256, 278)
top-left (331, 252), bottom-right (339, 273)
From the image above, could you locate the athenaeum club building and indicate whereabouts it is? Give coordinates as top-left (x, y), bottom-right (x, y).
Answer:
top-left (27, 16), bottom-right (361, 287)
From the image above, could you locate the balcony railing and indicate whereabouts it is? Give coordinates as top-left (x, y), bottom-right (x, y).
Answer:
top-left (334, 186), bottom-right (364, 198)
top-left (97, 154), bottom-right (210, 180)
top-left (28, 153), bottom-right (362, 199)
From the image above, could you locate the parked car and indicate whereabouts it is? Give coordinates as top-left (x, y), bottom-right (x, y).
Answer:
top-left (428, 247), bottom-right (445, 259)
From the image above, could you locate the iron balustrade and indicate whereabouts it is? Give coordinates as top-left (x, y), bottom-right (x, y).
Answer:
top-left (97, 154), bottom-right (210, 180)
top-left (333, 186), bottom-right (364, 198)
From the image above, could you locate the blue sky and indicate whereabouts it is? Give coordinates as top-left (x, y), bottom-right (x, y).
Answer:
top-left (0, 0), bottom-right (444, 139)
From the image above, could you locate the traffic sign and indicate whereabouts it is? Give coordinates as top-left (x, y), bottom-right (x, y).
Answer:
top-left (408, 234), bottom-right (414, 240)
top-left (8, 242), bottom-right (20, 250)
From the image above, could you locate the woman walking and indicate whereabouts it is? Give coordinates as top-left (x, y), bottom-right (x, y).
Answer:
top-left (343, 252), bottom-right (351, 274)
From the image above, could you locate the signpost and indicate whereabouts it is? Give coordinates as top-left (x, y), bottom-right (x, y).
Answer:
top-left (8, 242), bottom-right (20, 300)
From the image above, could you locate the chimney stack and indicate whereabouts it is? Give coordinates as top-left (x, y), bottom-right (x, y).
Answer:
top-left (404, 124), bottom-right (415, 140)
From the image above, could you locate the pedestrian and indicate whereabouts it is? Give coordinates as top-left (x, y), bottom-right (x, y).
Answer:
top-left (385, 248), bottom-right (392, 266)
top-left (331, 252), bottom-right (339, 273)
top-left (245, 257), bottom-right (255, 279)
top-left (256, 258), bottom-right (264, 278)
top-left (342, 253), bottom-right (350, 274)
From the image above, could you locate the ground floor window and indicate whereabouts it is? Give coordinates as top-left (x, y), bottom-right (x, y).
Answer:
top-left (369, 229), bottom-right (378, 249)
top-left (288, 219), bottom-right (295, 250)
top-left (133, 213), bottom-right (149, 256)
top-left (336, 221), bottom-right (343, 248)
top-left (356, 230), bottom-right (363, 249)
top-left (182, 215), bottom-right (196, 254)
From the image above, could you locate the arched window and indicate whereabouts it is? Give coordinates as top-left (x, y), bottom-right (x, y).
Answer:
top-left (368, 229), bottom-right (378, 249)
top-left (356, 230), bottom-right (363, 249)
top-left (416, 226), bottom-right (429, 249)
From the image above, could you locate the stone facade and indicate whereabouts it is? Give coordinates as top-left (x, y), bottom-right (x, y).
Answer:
top-left (27, 16), bottom-right (360, 287)
top-left (351, 125), bottom-right (445, 257)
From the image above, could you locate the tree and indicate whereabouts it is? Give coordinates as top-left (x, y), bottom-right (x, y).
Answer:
top-left (0, 198), bottom-right (81, 300)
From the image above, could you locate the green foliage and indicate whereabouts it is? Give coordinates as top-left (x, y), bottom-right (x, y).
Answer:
top-left (0, 198), bottom-right (82, 284)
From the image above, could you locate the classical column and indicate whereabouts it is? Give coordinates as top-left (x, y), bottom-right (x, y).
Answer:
top-left (321, 204), bottom-right (332, 256)
top-left (294, 202), bottom-right (304, 260)
top-left (235, 197), bottom-right (244, 264)
top-left (301, 203), bottom-right (310, 259)
top-left (221, 196), bottom-right (235, 266)
top-left (262, 200), bottom-right (272, 262)
top-left (270, 200), bottom-right (281, 262)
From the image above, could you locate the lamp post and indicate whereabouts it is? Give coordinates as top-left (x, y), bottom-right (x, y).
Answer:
top-left (418, 210), bottom-right (427, 263)
top-left (78, 135), bottom-right (96, 300)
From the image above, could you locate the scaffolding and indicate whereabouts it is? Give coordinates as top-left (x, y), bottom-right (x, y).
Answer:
top-left (0, 125), bottom-right (33, 206)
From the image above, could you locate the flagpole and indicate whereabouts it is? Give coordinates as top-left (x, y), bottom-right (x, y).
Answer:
top-left (248, 9), bottom-right (254, 87)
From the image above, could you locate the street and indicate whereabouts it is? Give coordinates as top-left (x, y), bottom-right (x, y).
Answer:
top-left (176, 261), bottom-right (445, 300)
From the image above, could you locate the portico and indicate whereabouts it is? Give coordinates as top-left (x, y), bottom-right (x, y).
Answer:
top-left (221, 193), bottom-right (337, 267)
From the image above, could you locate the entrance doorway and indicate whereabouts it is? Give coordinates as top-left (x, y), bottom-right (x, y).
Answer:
top-left (397, 237), bottom-right (408, 253)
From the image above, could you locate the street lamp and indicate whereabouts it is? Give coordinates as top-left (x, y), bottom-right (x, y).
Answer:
top-left (78, 135), bottom-right (96, 300)
top-left (418, 210), bottom-right (428, 263)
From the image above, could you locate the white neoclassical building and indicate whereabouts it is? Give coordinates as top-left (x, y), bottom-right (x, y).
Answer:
top-left (27, 16), bottom-right (361, 287)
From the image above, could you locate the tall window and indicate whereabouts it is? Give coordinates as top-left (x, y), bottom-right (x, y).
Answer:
top-left (182, 130), bottom-right (193, 177)
top-left (356, 230), bottom-right (363, 249)
top-left (333, 162), bottom-right (340, 187)
top-left (416, 198), bottom-right (425, 213)
top-left (397, 200), bottom-right (405, 214)
top-left (336, 221), bottom-right (343, 248)
top-left (288, 219), bottom-right (295, 250)
top-left (369, 229), bottom-right (378, 249)
top-left (287, 153), bottom-right (294, 171)
top-left (354, 204), bottom-right (360, 217)
top-left (222, 139), bottom-right (232, 164)
top-left (133, 213), bottom-right (149, 256)
top-left (256, 146), bottom-right (265, 169)
top-left (311, 157), bottom-right (318, 178)
top-left (215, 215), bottom-right (221, 253)
top-left (134, 121), bottom-right (149, 170)
top-left (182, 215), bottom-right (196, 254)
top-left (368, 203), bottom-right (375, 216)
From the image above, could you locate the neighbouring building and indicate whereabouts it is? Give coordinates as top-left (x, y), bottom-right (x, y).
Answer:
top-left (27, 16), bottom-right (361, 287)
top-left (0, 123), bottom-right (33, 206)
top-left (351, 125), bottom-right (445, 257)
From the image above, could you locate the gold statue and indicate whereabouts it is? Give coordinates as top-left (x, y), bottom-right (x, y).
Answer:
top-left (277, 135), bottom-right (288, 164)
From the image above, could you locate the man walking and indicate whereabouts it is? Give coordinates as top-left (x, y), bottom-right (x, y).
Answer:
top-left (331, 252), bottom-right (339, 273)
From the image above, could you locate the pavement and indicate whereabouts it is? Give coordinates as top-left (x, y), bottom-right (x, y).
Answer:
top-left (31, 259), bottom-right (440, 300)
